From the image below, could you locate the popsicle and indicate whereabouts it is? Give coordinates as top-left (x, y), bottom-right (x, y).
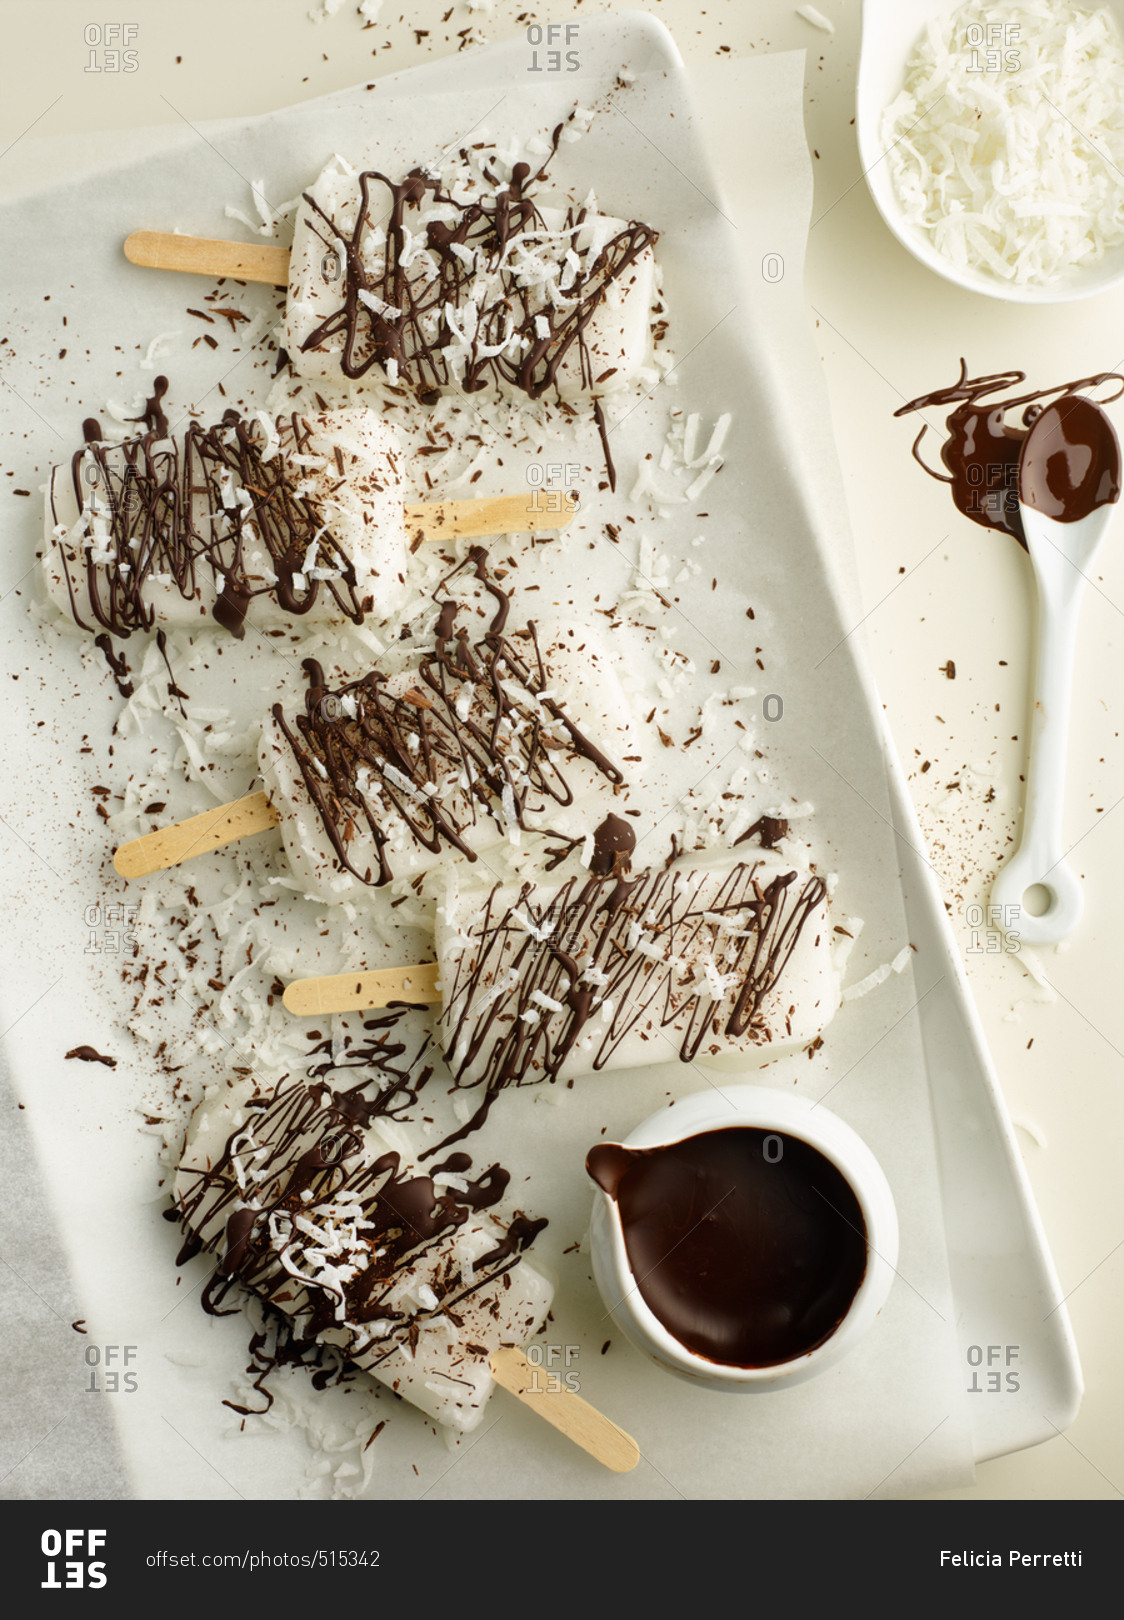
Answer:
top-left (44, 399), bottom-right (573, 640)
top-left (115, 553), bottom-right (641, 887)
top-left (435, 851), bottom-right (839, 1098)
top-left (175, 1070), bottom-right (638, 1465)
top-left (281, 849), bottom-right (841, 1135)
top-left (284, 151), bottom-right (660, 404)
top-left (122, 134), bottom-right (661, 413)
top-left (259, 620), bottom-right (640, 898)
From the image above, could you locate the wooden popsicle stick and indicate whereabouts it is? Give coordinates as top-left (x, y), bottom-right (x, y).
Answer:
top-left (489, 1347), bottom-right (640, 1473)
top-left (124, 231), bottom-right (290, 286)
top-left (283, 962), bottom-right (441, 1017)
top-left (114, 791), bottom-right (280, 878)
top-left (406, 492), bottom-right (577, 541)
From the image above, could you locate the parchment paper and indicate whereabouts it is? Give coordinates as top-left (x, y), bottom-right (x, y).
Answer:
top-left (0, 16), bottom-right (977, 1498)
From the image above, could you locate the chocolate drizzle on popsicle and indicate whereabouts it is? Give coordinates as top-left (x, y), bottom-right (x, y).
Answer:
top-left (434, 859), bottom-right (829, 1150)
top-left (298, 126), bottom-right (657, 489)
top-left (271, 547), bottom-right (626, 886)
top-left (50, 391), bottom-right (367, 638)
top-left (174, 1058), bottom-right (546, 1371)
top-left (304, 1011), bottom-right (436, 1123)
top-left (894, 360), bottom-right (1124, 549)
top-left (92, 634), bottom-right (133, 698)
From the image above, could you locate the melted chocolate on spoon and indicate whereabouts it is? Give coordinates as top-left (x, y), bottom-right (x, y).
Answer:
top-left (1018, 394), bottom-right (1121, 522)
top-left (894, 360), bottom-right (1123, 548)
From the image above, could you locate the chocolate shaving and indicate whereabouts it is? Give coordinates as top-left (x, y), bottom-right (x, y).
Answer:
top-left (65, 1046), bottom-right (118, 1068)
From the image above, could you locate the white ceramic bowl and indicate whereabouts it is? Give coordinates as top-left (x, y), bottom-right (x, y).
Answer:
top-left (857, 0), bottom-right (1124, 303)
top-left (588, 1086), bottom-right (898, 1391)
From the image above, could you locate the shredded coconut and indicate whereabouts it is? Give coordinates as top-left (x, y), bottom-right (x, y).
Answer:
top-left (797, 7), bottom-right (834, 35)
top-left (883, 2), bottom-right (1124, 286)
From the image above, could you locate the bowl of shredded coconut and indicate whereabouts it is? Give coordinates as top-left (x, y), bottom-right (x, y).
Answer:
top-left (858, 0), bottom-right (1124, 300)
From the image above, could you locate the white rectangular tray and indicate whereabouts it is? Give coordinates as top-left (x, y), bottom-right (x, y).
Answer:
top-left (0, 11), bottom-right (1079, 1495)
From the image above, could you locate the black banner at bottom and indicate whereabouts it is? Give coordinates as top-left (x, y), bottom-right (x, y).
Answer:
top-left (2, 1497), bottom-right (1114, 1604)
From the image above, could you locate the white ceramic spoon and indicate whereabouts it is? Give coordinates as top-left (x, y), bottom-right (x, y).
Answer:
top-left (857, 0), bottom-right (1124, 302)
top-left (990, 404), bottom-right (1121, 945)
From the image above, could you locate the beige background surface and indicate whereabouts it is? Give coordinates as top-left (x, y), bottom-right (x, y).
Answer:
top-left (1, 0), bottom-right (1120, 1502)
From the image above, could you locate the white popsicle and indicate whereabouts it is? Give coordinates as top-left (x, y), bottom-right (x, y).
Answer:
top-left (259, 623), bottom-right (642, 897)
top-left (285, 150), bottom-right (660, 400)
top-left (435, 851), bottom-right (840, 1098)
top-left (43, 408), bottom-right (410, 638)
top-left (175, 1072), bottom-right (554, 1434)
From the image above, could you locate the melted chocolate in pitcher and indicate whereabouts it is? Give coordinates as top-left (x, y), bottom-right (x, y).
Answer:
top-left (588, 1127), bottom-right (868, 1368)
